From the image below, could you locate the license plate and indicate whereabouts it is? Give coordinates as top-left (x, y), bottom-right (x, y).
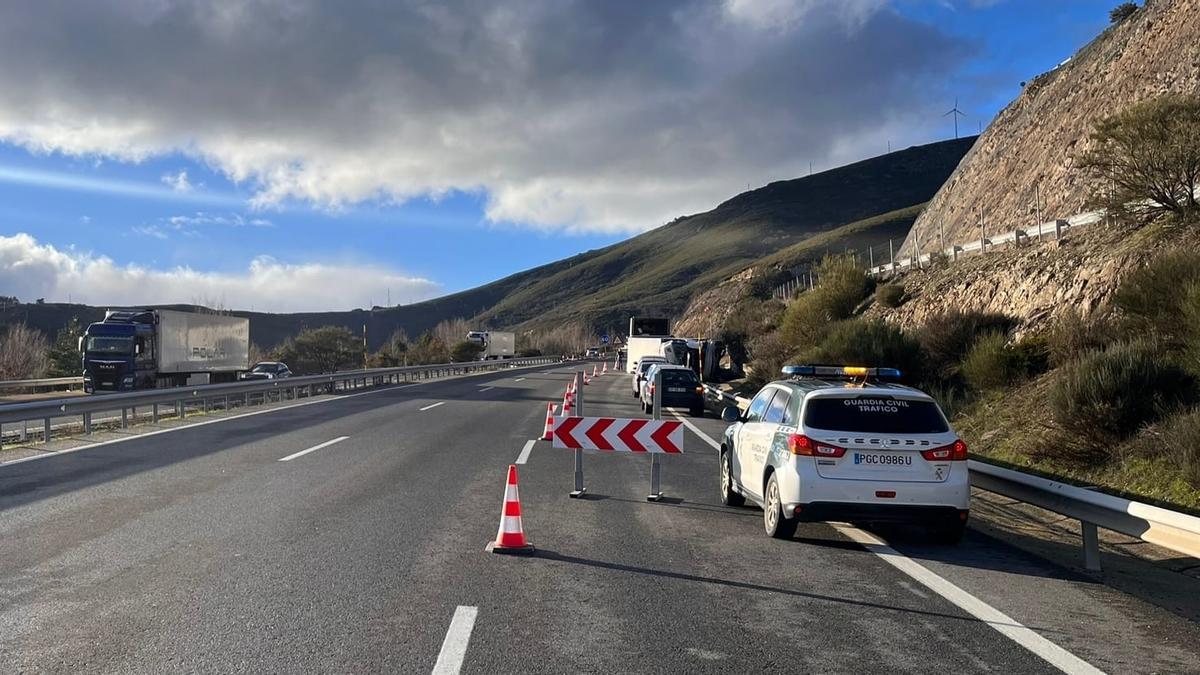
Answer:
top-left (853, 452), bottom-right (912, 466)
top-left (668, 387), bottom-right (687, 393)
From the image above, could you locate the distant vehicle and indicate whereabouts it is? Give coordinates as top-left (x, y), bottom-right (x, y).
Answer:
top-left (719, 365), bottom-right (969, 543)
top-left (625, 335), bottom-right (668, 374)
top-left (631, 356), bottom-right (667, 398)
top-left (640, 363), bottom-right (704, 417)
top-left (466, 330), bottom-right (515, 360)
top-left (241, 362), bottom-right (292, 380)
top-left (585, 348), bottom-right (599, 358)
top-left (81, 309), bottom-right (249, 393)
top-left (629, 317), bottom-right (670, 338)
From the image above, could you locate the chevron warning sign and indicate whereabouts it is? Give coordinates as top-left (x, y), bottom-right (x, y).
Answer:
top-left (551, 417), bottom-right (684, 453)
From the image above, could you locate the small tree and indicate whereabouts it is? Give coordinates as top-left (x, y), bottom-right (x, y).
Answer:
top-left (1078, 95), bottom-right (1200, 222)
top-left (47, 316), bottom-right (84, 376)
top-left (450, 340), bottom-right (482, 362)
top-left (274, 326), bottom-right (362, 374)
top-left (0, 323), bottom-right (49, 380)
top-left (1109, 2), bottom-right (1137, 23)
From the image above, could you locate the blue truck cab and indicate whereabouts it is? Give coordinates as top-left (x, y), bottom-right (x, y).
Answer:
top-left (81, 311), bottom-right (157, 393)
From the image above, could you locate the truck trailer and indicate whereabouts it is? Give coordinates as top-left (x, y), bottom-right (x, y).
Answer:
top-left (81, 309), bottom-right (250, 393)
top-left (625, 336), bottom-right (668, 374)
top-left (466, 330), bottom-right (515, 360)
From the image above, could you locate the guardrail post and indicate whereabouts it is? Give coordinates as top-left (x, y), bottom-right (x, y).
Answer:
top-left (44, 417), bottom-right (51, 444)
top-left (153, 403), bottom-right (159, 424)
top-left (176, 400), bottom-right (184, 420)
top-left (121, 408), bottom-right (128, 429)
top-left (1082, 521), bottom-right (1102, 571)
top-left (1054, 218), bottom-right (1065, 239)
top-left (648, 369), bottom-right (664, 502)
top-left (83, 412), bottom-right (91, 435)
top-left (570, 369), bottom-right (586, 499)
top-left (20, 420), bottom-right (28, 443)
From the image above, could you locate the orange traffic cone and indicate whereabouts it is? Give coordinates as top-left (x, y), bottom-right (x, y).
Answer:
top-left (561, 395), bottom-right (573, 416)
top-left (541, 402), bottom-right (557, 440)
top-left (602, 362), bottom-right (608, 374)
top-left (583, 371), bottom-right (590, 385)
top-left (592, 364), bottom-right (599, 378)
top-left (489, 465), bottom-right (534, 554)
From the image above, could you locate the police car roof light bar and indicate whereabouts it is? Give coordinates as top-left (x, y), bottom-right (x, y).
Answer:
top-left (781, 364), bottom-right (903, 380)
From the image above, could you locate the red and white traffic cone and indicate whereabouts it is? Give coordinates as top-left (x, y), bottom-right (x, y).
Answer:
top-left (592, 364), bottom-right (599, 378)
top-left (583, 371), bottom-right (590, 385)
top-left (602, 362), bottom-right (608, 374)
top-left (541, 402), bottom-right (557, 440)
top-left (561, 395), bottom-right (573, 416)
top-left (489, 465), bottom-right (534, 554)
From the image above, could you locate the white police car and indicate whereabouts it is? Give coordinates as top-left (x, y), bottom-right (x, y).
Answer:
top-left (719, 365), bottom-right (970, 543)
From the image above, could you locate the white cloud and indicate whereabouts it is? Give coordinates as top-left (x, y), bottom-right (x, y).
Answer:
top-left (161, 169), bottom-right (193, 192)
top-left (0, 233), bottom-right (439, 312)
top-left (0, 1), bottom-right (971, 234)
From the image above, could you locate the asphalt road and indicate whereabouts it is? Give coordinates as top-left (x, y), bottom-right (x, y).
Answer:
top-left (2, 363), bottom-right (1198, 673)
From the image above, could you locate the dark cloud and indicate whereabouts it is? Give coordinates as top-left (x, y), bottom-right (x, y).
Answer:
top-left (0, 0), bottom-right (972, 232)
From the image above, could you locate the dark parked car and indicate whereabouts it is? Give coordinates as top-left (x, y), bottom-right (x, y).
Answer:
top-left (641, 364), bottom-right (704, 417)
top-left (241, 361), bottom-right (293, 380)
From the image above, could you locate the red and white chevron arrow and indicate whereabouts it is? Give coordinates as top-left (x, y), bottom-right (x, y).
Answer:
top-left (551, 417), bottom-right (684, 453)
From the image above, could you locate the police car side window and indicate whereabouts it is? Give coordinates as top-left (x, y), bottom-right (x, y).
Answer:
top-left (764, 391), bottom-right (791, 424)
top-left (746, 389), bottom-right (775, 422)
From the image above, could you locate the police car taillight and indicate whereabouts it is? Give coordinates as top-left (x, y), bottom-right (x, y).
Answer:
top-left (921, 439), bottom-right (968, 461)
top-left (788, 434), bottom-right (846, 458)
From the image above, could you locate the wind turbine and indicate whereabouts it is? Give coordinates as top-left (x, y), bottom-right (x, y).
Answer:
top-left (944, 98), bottom-right (966, 140)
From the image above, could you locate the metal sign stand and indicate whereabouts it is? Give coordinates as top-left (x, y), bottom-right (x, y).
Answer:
top-left (647, 369), bottom-right (663, 502)
top-left (569, 369), bottom-right (587, 498)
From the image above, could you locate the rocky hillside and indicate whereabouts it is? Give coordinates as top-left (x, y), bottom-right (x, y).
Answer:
top-left (900, 0), bottom-right (1200, 258)
top-left (872, 219), bottom-right (1190, 334)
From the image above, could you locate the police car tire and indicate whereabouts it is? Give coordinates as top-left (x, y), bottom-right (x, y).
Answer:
top-left (764, 473), bottom-right (798, 539)
top-left (720, 450), bottom-right (745, 507)
top-left (932, 520), bottom-right (966, 545)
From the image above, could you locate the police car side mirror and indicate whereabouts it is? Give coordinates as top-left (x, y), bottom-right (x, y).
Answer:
top-left (721, 406), bottom-right (740, 423)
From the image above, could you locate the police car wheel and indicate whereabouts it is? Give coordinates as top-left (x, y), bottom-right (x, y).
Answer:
top-left (720, 449), bottom-right (745, 507)
top-left (763, 473), bottom-right (797, 539)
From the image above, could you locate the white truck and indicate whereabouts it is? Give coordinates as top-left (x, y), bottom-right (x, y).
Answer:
top-left (625, 336), bottom-right (668, 374)
top-left (81, 309), bottom-right (250, 392)
top-left (466, 330), bottom-right (515, 360)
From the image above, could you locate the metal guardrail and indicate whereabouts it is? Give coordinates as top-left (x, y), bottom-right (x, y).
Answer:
top-left (0, 357), bottom-right (561, 450)
top-left (700, 384), bottom-right (1199, 570)
top-left (868, 209), bottom-right (1104, 277)
top-left (0, 376), bottom-right (84, 393)
top-left (969, 460), bottom-right (1200, 571)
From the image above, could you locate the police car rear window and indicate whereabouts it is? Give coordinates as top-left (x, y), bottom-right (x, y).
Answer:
top-left (803, 396), bottom-right (948, 434)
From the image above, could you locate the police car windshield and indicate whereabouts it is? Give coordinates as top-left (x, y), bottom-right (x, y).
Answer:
top-left (804, 396), bottom-right (948, 434)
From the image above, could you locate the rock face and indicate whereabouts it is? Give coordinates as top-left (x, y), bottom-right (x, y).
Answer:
top-left (873, 222), bottom-right (1188, 333)
top-left (900, 0), bottom-right (1200, 258)
top-left (673, 267), bottom-right (758, 338)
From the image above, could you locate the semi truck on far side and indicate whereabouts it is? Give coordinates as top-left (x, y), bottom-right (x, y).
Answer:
top-left (466, 330), bottom-right (515, 360)
top-left (81, 309), bottom-right (250, 393)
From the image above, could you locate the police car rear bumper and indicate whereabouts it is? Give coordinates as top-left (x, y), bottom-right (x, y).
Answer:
top-left (790, 501), bottom-right (967, 525)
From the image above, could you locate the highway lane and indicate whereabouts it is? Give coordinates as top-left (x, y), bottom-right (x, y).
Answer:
top-left (1, 363), bottom-right (1198, 673)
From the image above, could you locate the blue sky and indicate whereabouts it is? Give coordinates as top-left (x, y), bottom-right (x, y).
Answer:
top-left (0, 1), bottom-right (1114, 312)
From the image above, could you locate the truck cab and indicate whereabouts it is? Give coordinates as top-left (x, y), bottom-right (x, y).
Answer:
top-left (82, 311), bottom-right (156, 392)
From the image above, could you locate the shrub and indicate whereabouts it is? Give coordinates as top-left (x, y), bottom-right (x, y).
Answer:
top-left (1077, 94), bottom-right (1200, 221)
top-left (960, 332), bottom-right (1027, 392)
top-left (916, 311), bottom-right (1015, 379)
top-left (47, 316), bottom-right (84, 377)
top-left (1109, 2), bottom-right (1137, 23)
top-left (875, 284), bottom-right (904, 308)
top-left (746, 330), bottom-right (792, 388)
top-left (779, 255), bottom-right (871, 350)
top-left (797, 319), bottom-right (925, 381)
top-left (1050, 339), bottom-right (1196, 451)
top-left (406, 332), bottom-right (450, 365)
top-left (1046, 309), bottom-right (1118, 366)
top-left (0, 322), bottom-right (49, 380)
top-left (273, 326), bottom-right (363, 374)
top-left (1145, 407), bottom-right (1200, 488)
top-left (1113, 250), bottom-right (1200, 344)
top-left (450, 340), bottom-right (482, 362)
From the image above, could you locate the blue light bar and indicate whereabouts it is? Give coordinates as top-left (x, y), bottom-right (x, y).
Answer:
top-left (782, 365), bottom-right (903, 379)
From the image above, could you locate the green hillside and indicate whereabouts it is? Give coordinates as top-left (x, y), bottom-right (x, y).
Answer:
top-left (2, 137), bottom-right (974, 349)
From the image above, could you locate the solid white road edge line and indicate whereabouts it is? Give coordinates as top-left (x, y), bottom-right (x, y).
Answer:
top-left (432, 605), bottom-right (478, 675)
top-left (670, 412), bottom-right (1103, 675)
top-left (833, 524), bottom-right (1104, 675)
top-left (478, 386), bottom-right (494, 392)
top-left (419, 401), bottom-right (446, 411)
top-left (0, 361), bottom-right (560, 470)
top-left (278, 436), bottom-right (349, 462)
top-left (515, 439), bottom-right (535, 465)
